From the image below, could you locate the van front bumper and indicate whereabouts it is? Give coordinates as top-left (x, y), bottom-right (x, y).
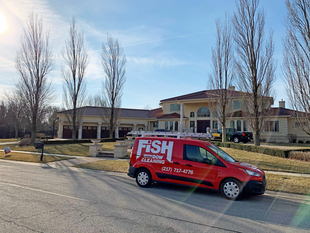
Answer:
top-left (244, 179), bottom-right (266, 195)
top-left (127, 162), bottom-right (137, 178)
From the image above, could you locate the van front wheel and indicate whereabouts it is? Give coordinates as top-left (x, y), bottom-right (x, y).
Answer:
top-left (136, 169), bottom-right (152, 188)
top-left (220, 178), bottom-right (243, 200)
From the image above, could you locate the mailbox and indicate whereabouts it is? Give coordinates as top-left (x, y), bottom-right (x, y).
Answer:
top-left (35, 142), bottom-right (44, 149)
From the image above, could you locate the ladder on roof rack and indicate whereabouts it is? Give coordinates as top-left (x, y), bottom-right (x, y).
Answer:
top-left (128, 131), bottom-right (213, 139)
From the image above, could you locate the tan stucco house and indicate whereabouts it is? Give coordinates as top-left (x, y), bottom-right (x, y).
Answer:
top-left (57, 89), bottom-right (310, 143)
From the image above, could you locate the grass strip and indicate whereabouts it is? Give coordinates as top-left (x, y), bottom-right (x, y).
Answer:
top-left (73, 160), bottom-right (129, 173)
top-left (266, 174), bottom-right (310, 195)
top-left (0, 152), bottom-right (72, 163)
top-left (221, 148), bottom-right (310, 174)
top-left (0, 142), bottom-right (118, 157)
top-left (0, 138), bottom-right (19, 142)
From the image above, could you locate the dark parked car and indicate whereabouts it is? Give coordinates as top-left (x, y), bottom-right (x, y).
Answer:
top-left (217, 128), bottom-right (253, 143)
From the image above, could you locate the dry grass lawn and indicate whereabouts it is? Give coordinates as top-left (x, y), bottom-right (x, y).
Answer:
top-left (221, 148), bottom-right (310, 174)
top-left (0, 138), bottom-right (19, 142)
top-left (73, 160), bottom-right (129, 173)
top-left (0, 152), bottom-right (72, 163)
top-left (0, 142), bottom-right (118, 157)
top-left (266, 174), bottom-right (310, 195)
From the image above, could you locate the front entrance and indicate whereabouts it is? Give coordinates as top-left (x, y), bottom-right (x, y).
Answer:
top-left (197, 120), bottom-right (210, 133)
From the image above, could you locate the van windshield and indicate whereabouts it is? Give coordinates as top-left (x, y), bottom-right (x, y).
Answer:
top-left (207, 144), bottom-right (236, 163)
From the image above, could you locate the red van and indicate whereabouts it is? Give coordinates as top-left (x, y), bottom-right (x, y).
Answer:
top-left (128, 137), bottom-right (266, 200)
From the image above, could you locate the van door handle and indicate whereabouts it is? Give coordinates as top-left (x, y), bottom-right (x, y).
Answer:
top-left (173, 162), bottom-right (180, 164)
top-left (185, 164), bottom-right (192, 167)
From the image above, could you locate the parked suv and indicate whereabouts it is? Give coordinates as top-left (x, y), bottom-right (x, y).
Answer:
top-left (128, 137), bottom-right (266, 200)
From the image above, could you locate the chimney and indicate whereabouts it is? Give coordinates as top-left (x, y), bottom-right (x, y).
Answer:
top-left (279, 99), bottom-right (285, 108)
top-left (228, 86), bottom-right (235, 91)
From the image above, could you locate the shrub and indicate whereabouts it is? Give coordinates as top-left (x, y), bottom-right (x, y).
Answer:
top-left (306, 141), bottom-right (310, 144)
top-left (18, 138), bottom-right (31, 147)
top-left (24, 134), bottom-right (30, 138)
top-left (289, 151), bottom-right (310, 162)
top-left (287, 134), bottom-right (297, 143)
top-left (298, 140), bottom-right (304, 144)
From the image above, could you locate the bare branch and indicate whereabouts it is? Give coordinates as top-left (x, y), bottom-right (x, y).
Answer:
top-left (62, 17), bottom-right (89, 139)
top-left (101, 34), bottom-right (126, 138)
top-left (15, 13), bottom-right (54, 143)
top-left (233, 0), bottom-right (276, 146)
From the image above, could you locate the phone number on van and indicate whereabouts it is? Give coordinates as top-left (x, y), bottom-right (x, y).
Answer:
top-left (162, 167), bottom-right (193, 175)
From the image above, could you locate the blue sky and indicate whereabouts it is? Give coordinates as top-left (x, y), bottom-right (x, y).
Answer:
top-left (0, 0), bottom-right (287, 109)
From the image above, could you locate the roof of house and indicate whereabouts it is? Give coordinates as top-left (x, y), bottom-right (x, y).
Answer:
top-left (160, 89), bottom-right (252, 102)
top-left (58, 106), bottom-right (152, 118)
top-left (156, 113), bottom-right (187, 120)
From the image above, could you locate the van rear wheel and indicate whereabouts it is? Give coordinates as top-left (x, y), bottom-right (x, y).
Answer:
top-left (136, 169), bottom-right (152, 188)
top-left (220, 178), bottom-right (243, 200)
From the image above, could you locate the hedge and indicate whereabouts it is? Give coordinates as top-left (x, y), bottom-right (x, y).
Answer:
top-left (210, 141), bottom-right (291, 158)
top-left (43, 138), bottom-right (125, 145)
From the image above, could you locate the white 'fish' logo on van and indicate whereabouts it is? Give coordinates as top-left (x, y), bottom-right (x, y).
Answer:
top-left (137, 140), bottom-right (174, 162)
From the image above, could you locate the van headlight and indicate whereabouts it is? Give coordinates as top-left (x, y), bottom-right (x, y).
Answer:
top-left (238, 167), bottom-right (261, 177)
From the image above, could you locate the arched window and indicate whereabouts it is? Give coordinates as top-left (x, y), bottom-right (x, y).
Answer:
top-left (197, 107), bottom-right (210, 117)
top-left (165, 121), bottom-right (168, 130)
top-left (190, 112), bottom-right (195, 118)
top-left (237, 120), bottom-right (241, 131)
top-left (170, 121), bottom-right (173, 131)
top-left (175, 121), bottom-right (178, 131)
top-left (230, 120), bottom-right (235, 129)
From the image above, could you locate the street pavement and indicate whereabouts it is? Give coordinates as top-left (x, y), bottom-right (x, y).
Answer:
top-left (0, 160), bottom-right (309, 233)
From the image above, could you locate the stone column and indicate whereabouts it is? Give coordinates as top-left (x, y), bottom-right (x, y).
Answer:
top-left (115, 125), bottom-right (119, 138)
top-left (180, 104), bottom-right (184, 132)
top-left (145, 124), bottom-right (148, 131)
top-left (97, 122), bottom-right (102, 139)
top-left (134, 123), bottom-right (137, 131)
top-left (78, 123), bottom-right (83, 139)
top-left (58, 120), bottom-right (63, 139)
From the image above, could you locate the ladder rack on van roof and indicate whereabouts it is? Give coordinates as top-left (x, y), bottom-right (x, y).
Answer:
top-left (128, 131), bottom-right (213, 139)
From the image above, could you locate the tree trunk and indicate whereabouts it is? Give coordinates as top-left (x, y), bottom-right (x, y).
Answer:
top-left (222, 126), bottom-right (226, 142)
top-left (254, 130), bottom-right (260, 146)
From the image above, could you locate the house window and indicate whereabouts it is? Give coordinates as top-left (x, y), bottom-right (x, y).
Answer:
top-left (212, 121), bottom-right (218, 129)
top-left (237, 120), bottom-right (241, 131)
top-left (213, 111), bottom-right (218, 117)
top-left (190, 112), bottom-right (195, 117)
top-left (170, 121), bottom-right (173, 131)
top-left (153, 122), bottom-right (158, 128)
top-left (243, 121), bottom-right (247, 131)
top-left (170, 104), bottom-right (180, 112)
top-left (175, 121), bottom-right (178, 131)
top-left (233, 100), bottom-right (241, 110)
top-left (230, 120), bottom-right (235, 129)
top-left (190, 121), bottom-right (195, 128)
top-left (197, 107), bottom-right (210, 117)
top-left (294, 121), bottom-right (308, 128)
top-left (264, 120), bottom-right (280, 132)
top-left (165, 121), bottom-right (168, 130)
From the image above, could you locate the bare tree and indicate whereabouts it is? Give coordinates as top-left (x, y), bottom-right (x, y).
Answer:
top-left (5, 93), bottom-right (26, 138)
top-left (15, 13), bottom-right (54, 143)
top-left (62, 18), bottom-right (89, 140)
top-left (209, 15), bottom-right (234, 142)
top-left (233, 0), bottom-right (275, 146)
top-left (101, 34), bottom-right (126, 138)
top-left (283, 0), bottom-right (310, 134)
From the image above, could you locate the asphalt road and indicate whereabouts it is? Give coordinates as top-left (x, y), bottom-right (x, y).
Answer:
top-left (0, 161), bottom-right (309, 233)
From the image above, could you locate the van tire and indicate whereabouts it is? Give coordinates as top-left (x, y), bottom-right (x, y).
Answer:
top-left (220, 178), bottom-right (243, 200)
top-left (136, 169), bottom-right (152, 188)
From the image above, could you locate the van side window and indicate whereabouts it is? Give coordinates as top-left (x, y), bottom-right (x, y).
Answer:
top-left (185, 145), bottom-right (218, 165)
